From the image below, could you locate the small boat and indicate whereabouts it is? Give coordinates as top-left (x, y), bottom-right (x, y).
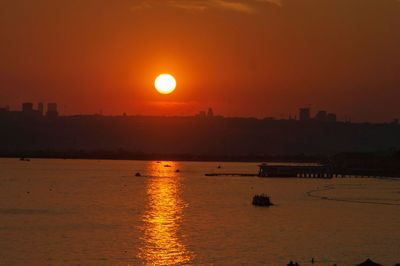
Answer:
top-left (164, 164), bottom-right (171, 168)
top-left (252, 194), bottom-right (273, 207)
top-left (19, 157), bottom-right (31, 162)
top-left (175, 169), bottom-right (180, 173)
top-left (135, 172), bottom-right (141, 177)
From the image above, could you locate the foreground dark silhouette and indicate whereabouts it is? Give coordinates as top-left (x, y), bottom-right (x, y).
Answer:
top-left (356, 258), bottom-right (383, 266)
top-left (286, 258), bottom-right (385, 266)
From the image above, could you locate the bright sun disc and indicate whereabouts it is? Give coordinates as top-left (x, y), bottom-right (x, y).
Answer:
top-left (154, 74), bottom-right (176, 94)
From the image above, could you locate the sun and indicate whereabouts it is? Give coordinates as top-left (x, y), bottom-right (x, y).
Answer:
top-left (154, 74), bottom-right (176, 95)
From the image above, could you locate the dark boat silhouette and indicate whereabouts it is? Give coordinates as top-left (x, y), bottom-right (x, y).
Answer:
top-left (252, 194), bottom-right (273, 207)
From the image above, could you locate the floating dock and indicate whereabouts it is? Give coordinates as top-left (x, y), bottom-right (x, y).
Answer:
top-left (205, 173), bottom-right (257, 177)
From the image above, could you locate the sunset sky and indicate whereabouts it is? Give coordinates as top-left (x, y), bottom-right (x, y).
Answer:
top-left (1, 0), bottom-right (399, 121)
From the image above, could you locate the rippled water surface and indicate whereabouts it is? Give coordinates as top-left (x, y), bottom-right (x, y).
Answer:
top-left (0, 158), bottom-right (400, 265)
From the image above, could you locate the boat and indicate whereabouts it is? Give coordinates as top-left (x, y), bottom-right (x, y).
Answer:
top-left (252, 194), bottom-right (273, 207)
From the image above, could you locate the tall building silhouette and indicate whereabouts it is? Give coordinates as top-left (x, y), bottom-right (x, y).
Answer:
top-left (207, 108), bottom-right (214, 118)
top-left (22, 102), bottom-right (34, 113)
top-left (299, 108), bottom-right (310, 121)
top-left (315, 110), bottom-right (327, 121)
top-left (38, 103), bottom-right (44, 116)
top-left (46, 103), bottom-right (58, 117)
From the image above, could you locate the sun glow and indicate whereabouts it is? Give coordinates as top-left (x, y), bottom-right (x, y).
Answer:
top-left (139, 161), bottom-right (192, 265)
top-left (154, 74), bottom-right (176, 94)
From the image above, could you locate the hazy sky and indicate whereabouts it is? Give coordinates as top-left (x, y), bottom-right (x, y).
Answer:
top-left (1, 0), bottom-right (399, 121)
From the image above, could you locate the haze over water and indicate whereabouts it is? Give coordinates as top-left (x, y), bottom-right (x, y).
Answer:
top-left (1, 158), bottom-right (400, 265)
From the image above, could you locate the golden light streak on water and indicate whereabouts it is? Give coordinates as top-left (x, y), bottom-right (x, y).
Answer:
top-left (139, 161), bottom-right (192, 265)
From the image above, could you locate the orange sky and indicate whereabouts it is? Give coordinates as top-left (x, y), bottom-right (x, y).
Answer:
top-left (0, 0), bottom-right (399, 121)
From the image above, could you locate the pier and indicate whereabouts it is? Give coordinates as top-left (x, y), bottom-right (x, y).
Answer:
top-left (258, 163), bottom-right (400, 178)
top-left (258, 163), bottom-right (334, 178)
top-left (205, 163), bottom-right (400, 178)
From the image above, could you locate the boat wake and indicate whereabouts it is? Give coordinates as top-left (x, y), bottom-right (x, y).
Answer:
top-left (306, 184), bottom-right (400, 206)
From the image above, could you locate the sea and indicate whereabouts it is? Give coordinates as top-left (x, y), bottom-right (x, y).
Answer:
top-left (0, 158), bottom-right (399, 265)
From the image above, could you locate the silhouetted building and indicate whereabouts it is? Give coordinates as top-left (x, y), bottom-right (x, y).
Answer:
top-left (315, 110), bottom-right (337, 122)
top-left (46, 103), bottom-right (58, 117)
top-left (207, 108), bottom-right (214, 118)
top-left (1, 103), bottom-right (400, 156)
top-left (0, 107), bottom-right (8, 117)
top-left (196, 111), bottom-right (206, 118)
top-left (38, 103), bottom-right (44, 116)
top-left (315, 110), bottom-right (327, 121)
top-left (326, 113), bottom-right (337, 122)
top-left (299, 108), bottom-right (310, 121)
top-left (22, 102), bottom-right (34, 113)
top-left (0, 106), bottom-right (9, 112)
top-left (21, 102), bottom-right (44, 118)
top-left (21, 102), bottom-right (48, 118)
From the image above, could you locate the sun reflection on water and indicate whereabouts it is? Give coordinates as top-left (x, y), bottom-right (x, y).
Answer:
top-left (139, 161), bottom-right (192, 265)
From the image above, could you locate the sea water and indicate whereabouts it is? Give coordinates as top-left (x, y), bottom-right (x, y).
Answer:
top-left (0, 159), bottom-right (399, 265)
